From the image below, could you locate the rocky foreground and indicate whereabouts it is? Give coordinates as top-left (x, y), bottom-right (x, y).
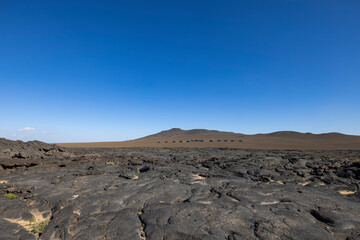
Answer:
top-left (0, 140), bottom-right (360, 239)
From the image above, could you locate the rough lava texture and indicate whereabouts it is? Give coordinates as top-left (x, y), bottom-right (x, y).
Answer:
top-left (0, 138), bottom-right (71, 160)
top-left (0, 140), bottom-right (359, 239)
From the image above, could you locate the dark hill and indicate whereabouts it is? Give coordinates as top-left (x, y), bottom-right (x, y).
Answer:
top-left (57, 128), bottom-right (360, 150)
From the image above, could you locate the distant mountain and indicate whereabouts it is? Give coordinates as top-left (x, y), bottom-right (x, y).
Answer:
top-left (57, 128), bottom-right (360, 150)
top-left (141, 128), bottom-right (243, 139)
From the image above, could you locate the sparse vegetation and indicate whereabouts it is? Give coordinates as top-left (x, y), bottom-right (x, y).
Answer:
top-left (5, 193), bottom-right (17, 199)
top-left (27, 217), bottom-right (50, 234)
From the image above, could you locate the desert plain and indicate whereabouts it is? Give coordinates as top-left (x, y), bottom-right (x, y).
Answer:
top-left (0, 129), bottom-right (360, 240)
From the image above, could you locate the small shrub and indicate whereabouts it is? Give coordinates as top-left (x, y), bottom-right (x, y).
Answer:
top-left (5, 193), bottom-right (17, 200)
top-left (28, 217), bottom-right (50, 234)
top-left (105, 161), bottom-right (115, 165)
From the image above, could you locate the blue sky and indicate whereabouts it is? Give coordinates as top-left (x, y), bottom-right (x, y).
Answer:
top-left (1, 0), bottom-right (360, 142)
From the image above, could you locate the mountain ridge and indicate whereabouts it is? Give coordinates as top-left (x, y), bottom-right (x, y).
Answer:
top-left (56, 128), bottom-right (360, 150)
top-left (142, 128), bottom-right (357, 138)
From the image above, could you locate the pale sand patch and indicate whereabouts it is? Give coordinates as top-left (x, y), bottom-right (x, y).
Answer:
top-left (3, 209), bottom-right (51, 235)
top-left (339, 190), bottom-right (357, 195)
top-left (138, 224), bottom-right (146, 240)
top-left (298, 181), bottom-right (310, 186)
top-left (269, 180), bottom-right (284, 185)
top-left (29, 209), bottom-right (49, 222)
top-left (73, 210), bottom-right (81, 216)
top-left (191, 180), bottom-right (208, 185)
top-left (189, 174), bottom-right (207, 185)
top-left (260, 200), bottom-right (280, 205)
top-left (3, 218), bottom-right (32, 232)
top-left (259, 192), bottom-right (273, 196)
top-left (191, 174), bottom-right (206, 180)
top-left (0, 180), bottom-right (8, 184)
top-left (229, 197), bottom-right (240, 202)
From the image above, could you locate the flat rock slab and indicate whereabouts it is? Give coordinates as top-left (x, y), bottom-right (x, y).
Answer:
top-left (0, 148), bottom-right (359, 240)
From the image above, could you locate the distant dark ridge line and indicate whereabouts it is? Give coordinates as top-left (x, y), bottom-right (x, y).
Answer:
top-left (140, 128), bottom-right (359, 139)
top-left (155, 139), bottom-right (243, 143)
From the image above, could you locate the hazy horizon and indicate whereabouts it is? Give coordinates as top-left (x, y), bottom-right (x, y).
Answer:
top-left (1, 1), bottom-right (360, 142)
top-left (1, 127), bottom-right (360, 144)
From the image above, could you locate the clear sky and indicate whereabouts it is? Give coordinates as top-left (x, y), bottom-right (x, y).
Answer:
top-left (1, 0), bottom-right (360, 142)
